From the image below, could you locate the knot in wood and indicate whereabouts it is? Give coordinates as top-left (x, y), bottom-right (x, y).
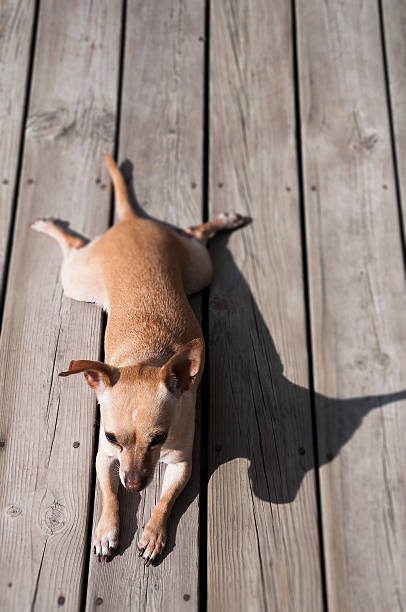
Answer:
top-left (6, 505), bottom-right (22, 518)
top-left (26, 106), bottom-right (115, 143)
top-left (374, 351), bottom-right (390, 368)
top-left (26, 108), bottom-right (74, 139)
top-left (44, 500), bottom-right (66, 534)
top-left (360, 133), bottom-right (378, 150)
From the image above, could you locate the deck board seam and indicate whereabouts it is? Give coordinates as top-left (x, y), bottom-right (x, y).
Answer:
top-left (199, 0), bottom-right (211, 611)
top-left (291, 1), bottom-right (329, 610)
top-left (109, 0), bottom-right (128, 228)
top-left (0, 0), bottom-right (41, 336)
top-left (377, 0), bottom-right (406, 277)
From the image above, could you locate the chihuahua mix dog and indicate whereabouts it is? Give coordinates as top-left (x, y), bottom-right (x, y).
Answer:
top-left (30, 154), bottom-right (246, 566)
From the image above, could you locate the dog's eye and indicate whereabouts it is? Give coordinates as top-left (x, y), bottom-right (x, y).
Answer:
top-left (105, 432), bottom-right (118, 445)
top-left (150, 433), bottom-right (167, 446)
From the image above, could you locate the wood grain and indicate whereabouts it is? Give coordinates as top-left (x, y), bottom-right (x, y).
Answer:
top-left (298, 1), bottom-right (406, 609)
top-left (0, 0), bottom-right (36, 306)
top-left (85, 1), bottom-right (205, 610)
top-left (207, 1), bottom-right (323, 610)
top-left (0, 1), bottom-right (121, 609)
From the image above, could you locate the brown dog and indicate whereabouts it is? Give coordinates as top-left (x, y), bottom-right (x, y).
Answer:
top-left (30, 154), bottom-right (246, 565)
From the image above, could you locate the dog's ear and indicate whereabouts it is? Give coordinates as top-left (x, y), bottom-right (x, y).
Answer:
top-left (58, 359), bottom-right (120, 390)
top-left (161, 338), bottom-right (204, 397)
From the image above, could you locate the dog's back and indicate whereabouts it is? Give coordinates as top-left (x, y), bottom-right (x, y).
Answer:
top-left (95, 217), bottom-right (202, 365)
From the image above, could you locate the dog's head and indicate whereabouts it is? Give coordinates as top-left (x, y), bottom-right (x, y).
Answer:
top-left (59, 338), bottom-right (203, 491)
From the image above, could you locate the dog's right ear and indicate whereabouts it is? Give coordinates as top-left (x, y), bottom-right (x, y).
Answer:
top-left (58, 360), bottom-right (120, 391)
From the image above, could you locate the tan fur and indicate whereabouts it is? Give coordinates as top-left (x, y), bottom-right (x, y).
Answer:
top-left (31, 153), bottom-right (246, 565)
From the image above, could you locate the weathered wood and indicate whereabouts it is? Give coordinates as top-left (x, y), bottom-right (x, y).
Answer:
top-left (0, 0), bottom-right (36, 305)
top-left (85, 1), bottom-right (205, 610)
top-left (0, 1), bottom-right (121, 610)
top-left (298, 1), bottom-right (406, 609)
top-left (207, 1), bottom-right (323, 610)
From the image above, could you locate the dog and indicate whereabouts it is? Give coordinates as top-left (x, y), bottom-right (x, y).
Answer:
top-left (30, 154), bottom-right (246, 566)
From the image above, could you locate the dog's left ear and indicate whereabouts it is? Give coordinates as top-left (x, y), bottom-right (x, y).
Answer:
top-left (161, 338), bottom-right (204, 398)
top-left (58, 359), bottom-right (120, 390)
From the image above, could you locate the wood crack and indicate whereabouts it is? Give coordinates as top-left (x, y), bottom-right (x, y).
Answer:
top-left (45, 319), bottom-right (62, 427)
top-left (30, 539), bottom-right (48, 611)
top-left (47, 395), bottom-right (60, 466)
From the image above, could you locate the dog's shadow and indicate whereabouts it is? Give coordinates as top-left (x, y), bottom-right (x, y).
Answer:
top-left (109, 160), bottom-right (406, 564)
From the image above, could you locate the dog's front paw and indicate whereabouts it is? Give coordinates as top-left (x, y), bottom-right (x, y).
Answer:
top-left (93, 514), bottom-right (119, 562)
top-left (137, 519), bottom-right (167, 566)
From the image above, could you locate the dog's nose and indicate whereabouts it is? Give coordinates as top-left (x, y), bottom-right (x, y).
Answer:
top-left (124, 474), bottom-right (144, 491)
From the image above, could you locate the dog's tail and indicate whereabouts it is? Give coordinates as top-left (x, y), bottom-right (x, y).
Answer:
top-left (104, 153), bottom-right (136, 221)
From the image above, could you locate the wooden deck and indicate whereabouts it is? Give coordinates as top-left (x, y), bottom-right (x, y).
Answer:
top-left (1, 1), bottom-right (406, 610)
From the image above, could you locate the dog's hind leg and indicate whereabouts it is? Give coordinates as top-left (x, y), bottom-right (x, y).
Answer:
top-left (30, 218), bottom-right (107, 307)
top-left (174, 213), bottom-right (248, 295)
top-left (30, 218), bottom-right (87, 256)
top-left (184, 212), bottom-right (247, 245)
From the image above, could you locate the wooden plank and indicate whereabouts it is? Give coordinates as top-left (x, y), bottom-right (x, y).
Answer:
top-left (0, 2), bottom-right (121, 610)
top-left (208, 2), bottom-right (323, 610)
top-left (85, 1), bottom-right (205, 610)
top-left (298, 1), bottom-right (406, 609)
top-left (0, 0), bottom-right (36, 305)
